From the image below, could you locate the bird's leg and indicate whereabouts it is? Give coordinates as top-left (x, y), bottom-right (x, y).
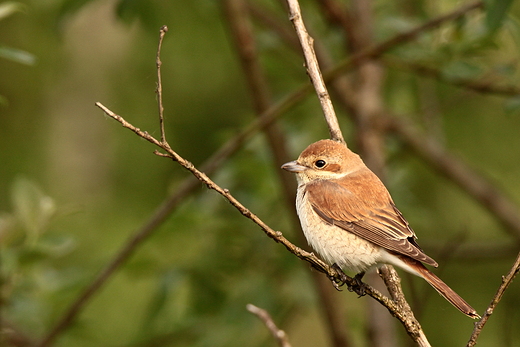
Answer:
top-left (348, 271), bottom-right (367, 297)
top-left (327, 263), bottom-right (348, 291)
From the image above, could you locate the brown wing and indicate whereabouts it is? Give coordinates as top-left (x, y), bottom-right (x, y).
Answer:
top-left (305, 173), bottom-right (438, 267)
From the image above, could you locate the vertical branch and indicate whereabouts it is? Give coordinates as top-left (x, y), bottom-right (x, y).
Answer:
top-left (285, 0), bottom-right (344, 143)
top-left (156, 25), bottom-right (168, 144)
top-left (222, 2), bottom-right (352, 346)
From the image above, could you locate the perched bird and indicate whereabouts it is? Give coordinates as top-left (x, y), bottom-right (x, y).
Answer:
top-left (282, 139), bottom-right (479, 318)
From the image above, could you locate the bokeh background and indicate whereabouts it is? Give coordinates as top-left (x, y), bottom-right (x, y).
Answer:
top-left (1, 0), bottom-right (520, 346)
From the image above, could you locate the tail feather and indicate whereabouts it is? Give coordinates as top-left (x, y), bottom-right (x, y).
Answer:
top-left (401, 257), bottom-right (480, 319)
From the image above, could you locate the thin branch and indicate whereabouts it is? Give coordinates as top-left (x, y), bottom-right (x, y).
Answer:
top-left (156, 25), bottom-right (168, 144)
top-left (246, 304), bottom-right (292, 347)
top-left (285, 0), bottom-right (344, 143)
top-left (37, 4), bottom-right (491, 343)
top-left (37, 78), bottom-right (313, 347)
top-left (96, 102), bottom-right (421, 333)
top-left (378, 266), bottom-right (431, 347)
top-left (466, 251), bottom-right (520, 346)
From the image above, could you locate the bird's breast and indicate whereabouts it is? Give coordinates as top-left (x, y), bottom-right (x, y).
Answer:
top-left (296, 184), bottom-right (382, 273)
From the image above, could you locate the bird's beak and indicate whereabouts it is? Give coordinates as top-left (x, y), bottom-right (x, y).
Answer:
top-left (281, 160), bottom-right (307, 173)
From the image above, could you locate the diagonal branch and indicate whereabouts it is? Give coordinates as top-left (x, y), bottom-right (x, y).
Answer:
top-left (286, 0), bottom-right (344, 143)
top-left (247, 304), bottom-right (292, 347)
top-left (466, 251), bottom-right (520, 346)
top-left (96, 101), bottom-right (420, 336)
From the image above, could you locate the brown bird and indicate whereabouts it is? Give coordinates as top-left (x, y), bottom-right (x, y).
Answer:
top-left (282, 139), bottom-right (479, 319)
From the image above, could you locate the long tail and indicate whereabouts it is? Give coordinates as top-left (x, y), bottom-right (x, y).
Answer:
top-left (400, 256), bottom-right (480, 319)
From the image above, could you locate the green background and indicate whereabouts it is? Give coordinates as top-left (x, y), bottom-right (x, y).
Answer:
top-left (1, 0), bottom-right (520, 346)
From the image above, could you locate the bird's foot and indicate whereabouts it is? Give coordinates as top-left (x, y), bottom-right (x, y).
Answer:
top-left (329, 263), bottom-right (348, 291)
top-left (347, 271), bottom-right (367, 297)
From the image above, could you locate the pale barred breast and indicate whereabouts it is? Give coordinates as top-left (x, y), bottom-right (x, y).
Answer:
top-left (296, 184), bottom-right (383, 273)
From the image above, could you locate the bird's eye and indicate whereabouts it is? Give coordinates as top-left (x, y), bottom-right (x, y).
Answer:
top-left (315, 159), bottom-right (326, 168)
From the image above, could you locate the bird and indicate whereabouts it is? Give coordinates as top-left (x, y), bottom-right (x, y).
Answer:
top-left (282, 139), bottom-right (479, 319)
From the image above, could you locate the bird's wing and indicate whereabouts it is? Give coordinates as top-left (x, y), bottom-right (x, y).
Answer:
top-left (305, 177), bottom-right (438, 267)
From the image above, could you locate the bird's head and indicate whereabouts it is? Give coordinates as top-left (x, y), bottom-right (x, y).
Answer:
top-left (282, 139), bottom-right (364, 184)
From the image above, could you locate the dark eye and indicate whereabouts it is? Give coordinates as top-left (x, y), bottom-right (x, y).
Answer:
top-left (315, 159), bottom-right (326, 168)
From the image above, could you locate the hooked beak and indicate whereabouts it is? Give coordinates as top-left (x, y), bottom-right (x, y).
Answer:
top-left (281, 160), bottom-right (308, 173)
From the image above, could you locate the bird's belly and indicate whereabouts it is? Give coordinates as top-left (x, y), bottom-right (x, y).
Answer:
top-left (296, 189), bottom-right (381, 273)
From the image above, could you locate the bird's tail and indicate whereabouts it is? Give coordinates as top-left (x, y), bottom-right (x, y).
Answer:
top-left (400, 256), bottom-right (480, 319)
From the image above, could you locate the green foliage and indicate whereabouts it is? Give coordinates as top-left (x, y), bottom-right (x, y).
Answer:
top-left (1, 0), bottom-right (520, 346)
top-left (484, 0), bottom-right (515, 34)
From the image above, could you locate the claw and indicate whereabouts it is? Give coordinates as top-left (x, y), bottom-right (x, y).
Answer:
top-left (329, 263), bottom-right (348, 290)
top-left (348, 271), bottom-right (367, 297)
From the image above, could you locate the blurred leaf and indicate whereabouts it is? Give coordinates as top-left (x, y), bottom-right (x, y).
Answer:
top-left (11, 177), bottom-right (56, 245)
top-left (484, 0), bottom-right (514, 34)
top-left (0, 1), bottom-right (24, 21)
top-left (0, 45), bottom-right (37, 65)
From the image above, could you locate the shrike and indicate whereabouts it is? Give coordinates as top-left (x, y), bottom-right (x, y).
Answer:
top-left (282, 139), bottom-right (479, 318)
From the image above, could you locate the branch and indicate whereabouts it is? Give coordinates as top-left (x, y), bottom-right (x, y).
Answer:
top-left (156, 25), bottom-right (168, 143)
top-left (246, 304), bottom-right (292, 347)
top-left (285, 0), bottom-right (344, 143)
top-left (466, 251), bottom-right (520, 346)
top-left (37, 4), bottom-right (490, 342)
top-left (37, 69), bottom-right (314, 347)
top-left (378, 266), bottom-right (431, 347)
top-left (96, 102), bottom-right (417, 334)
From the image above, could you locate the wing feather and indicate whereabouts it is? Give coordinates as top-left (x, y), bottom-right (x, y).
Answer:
top-left (306, 172), bottom-right (438, 267)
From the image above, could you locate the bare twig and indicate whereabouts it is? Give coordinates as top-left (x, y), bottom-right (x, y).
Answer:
top-left (246, 304), bottom-right (292, 347)
top-left (37, 4), bottom-right (492, 344)
top-left (466, 251), bottom-right (520, 346)
top-left (285, 0), bottom-right (344, 143)
top-left (37, 76), bottom-right (313, 347)
top-left (156, 25), bottom-right (168, 144)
